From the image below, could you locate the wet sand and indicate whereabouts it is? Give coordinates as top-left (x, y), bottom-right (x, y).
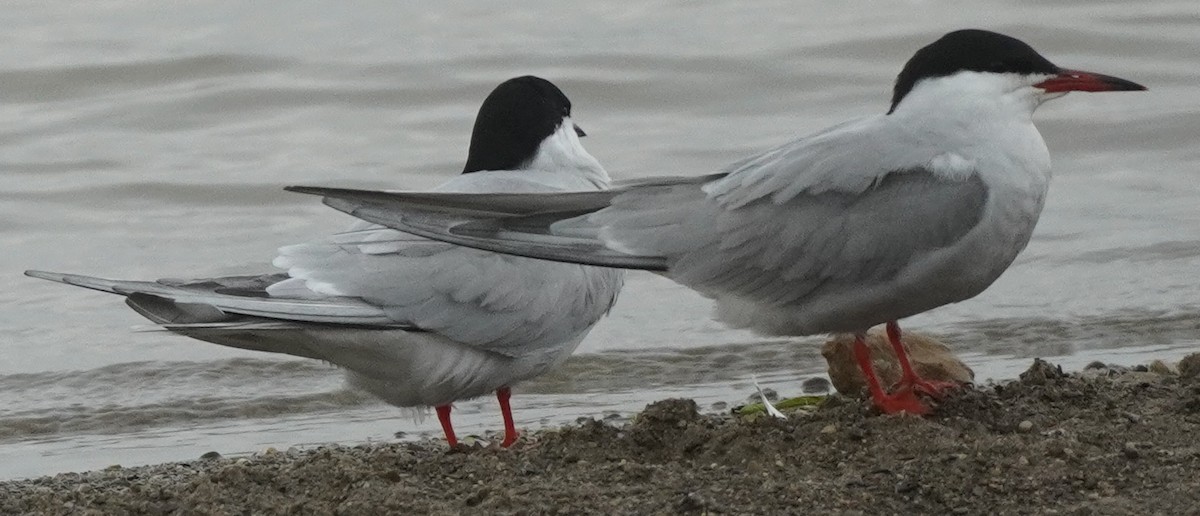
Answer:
top-left (4, 356), bottom-right (1199, 515)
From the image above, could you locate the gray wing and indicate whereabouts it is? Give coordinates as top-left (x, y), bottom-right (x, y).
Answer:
top-left (604, 170), bottom-right (989, 305)
top-left (266, 225), bottom-right (623, 355)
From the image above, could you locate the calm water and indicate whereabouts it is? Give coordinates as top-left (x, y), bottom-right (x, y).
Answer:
top-left (2, 0), bottom-right (1199, 480)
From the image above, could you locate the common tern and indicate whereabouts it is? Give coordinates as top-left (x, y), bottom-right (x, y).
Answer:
top-left (286, 30), bottom-right (1146, 415)
top-left (27, 75), bottom-right (624, 447)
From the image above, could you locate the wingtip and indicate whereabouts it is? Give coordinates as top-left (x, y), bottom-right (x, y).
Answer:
top-left (284, 185), bottom-right (328, 196)
top-left (24, 269), bottom-right (59, 281)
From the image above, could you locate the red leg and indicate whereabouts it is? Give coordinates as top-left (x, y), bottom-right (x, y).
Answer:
top-left (854, 333), bottom-right (929, 415)
top-left (885, 321), bottom-right (960, 398)
top-left (435, 404), bottom-right (458, 448)
top-left (496, 387), bottom-right (519, 447)
top-left (853, 334), bottom-right (890, 403)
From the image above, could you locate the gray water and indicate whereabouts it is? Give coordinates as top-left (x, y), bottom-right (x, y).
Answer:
top-left (2, 0), bottom-right (1199, 480)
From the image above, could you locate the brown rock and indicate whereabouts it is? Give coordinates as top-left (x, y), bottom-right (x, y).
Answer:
top-left (821, 329), bottom-right (973, 397)
top-left (1020, 358), bottom-right (1065, 385)
top-left (1178, 353), bottom-right (1200, 380)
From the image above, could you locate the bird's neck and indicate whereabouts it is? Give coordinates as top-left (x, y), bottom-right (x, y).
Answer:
top-left (889, 73), bottom-right (1051, 191)
top-left (526, 123), bottom-right (611, 188)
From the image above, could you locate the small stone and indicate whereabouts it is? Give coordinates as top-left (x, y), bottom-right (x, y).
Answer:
top-left (1046, 442), bottom-right (1072, 459)
top-left (199, 451), bottom-right (222, 460)
top-left (821, 424), bottom-right (838, 434)
top-left (1148, 360), bottom-right (1175, 375)
top-left (1017, 456), bottom-right (1030, 466)
top-left (464, 488), bottom-right (490, 507)
top-left (678, 492), bottom-right (707, 512)
top-left (1123, 442), bottom-right (1140, 459)
top-left (1020, 359), bottom-right (1066, 385)
top-left (895, 479), bottom-right (919, 494)
top-left (1178, 353), bottom-right (1200, 379)
top-left (1084, 361), bottom-right (1108, 370)
top-left (1018, 420), bottom-right (1034, 433)
top-left (801, 377), bottom-right (832, 394)
top-left (822, 331), bottom-right (973, 397)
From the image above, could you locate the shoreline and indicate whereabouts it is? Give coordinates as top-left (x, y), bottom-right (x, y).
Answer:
top-left (3, 356), bottom-right (1199, 514)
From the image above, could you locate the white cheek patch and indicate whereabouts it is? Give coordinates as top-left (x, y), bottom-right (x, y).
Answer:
top-left (928, 152), bottom-right (977, 180)
top-left (527, 118), bottom-right (601, 172)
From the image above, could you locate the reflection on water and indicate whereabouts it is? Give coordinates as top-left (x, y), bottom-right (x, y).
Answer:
top-left (2, 0), bottom-right (1199, 480)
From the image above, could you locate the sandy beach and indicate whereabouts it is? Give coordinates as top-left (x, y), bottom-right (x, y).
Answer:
top-left (3, 356), bottom-right (1198, 515)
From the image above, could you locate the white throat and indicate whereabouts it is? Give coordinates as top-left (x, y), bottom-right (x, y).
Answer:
top-left (524, 117), bottom-right (610, 187)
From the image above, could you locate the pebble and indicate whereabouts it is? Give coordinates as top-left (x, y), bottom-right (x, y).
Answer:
top-left (801, 377), bottom-right (832, 394)
top-left (1018, 420), bottom-right (1034, 433)
top-left (1123, 442), bottom-right (1140, 460)
top-left (820, 424), bottom-right (838, 434)
top-left (1179, 353), bottom-right (1200, 379)
top-left (1148, 360), bottom-right (1174, 375)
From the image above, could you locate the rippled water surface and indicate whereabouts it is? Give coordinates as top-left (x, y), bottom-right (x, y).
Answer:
top-left (2, 0), bottom-right (1199, 479)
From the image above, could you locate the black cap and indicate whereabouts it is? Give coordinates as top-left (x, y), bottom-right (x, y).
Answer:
top-left (889, 29), bottom-right (1060, 113)
top-left (463, 76), bottom-right (574, 174)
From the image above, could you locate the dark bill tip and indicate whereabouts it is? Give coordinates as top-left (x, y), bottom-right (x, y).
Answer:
top-left (1035, 69), bottom-right (1147, 93)
top-left (574, 124), bottom-right (586, 137)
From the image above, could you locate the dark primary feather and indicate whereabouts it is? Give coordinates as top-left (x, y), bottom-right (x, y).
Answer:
top-left (23, 270), bottom-right (401, 325)
top-left (285, 185), bottom-right (617, 217)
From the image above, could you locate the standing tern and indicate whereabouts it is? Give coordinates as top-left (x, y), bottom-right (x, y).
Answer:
top-left (286, 30), bottom-right (1146, 415)
top-left (26, 75), bottom-right (624, 447)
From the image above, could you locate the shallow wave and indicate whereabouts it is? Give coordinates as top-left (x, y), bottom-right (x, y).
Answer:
top-left (0, 389), bottom-right (374, 442)
top-left (5, 306), bottom-right (1196, 442)
top-left (0, 342), bottom-right (821, 442)
top-left (0, 359), bottom-right (368, 441)
top-left (0, 54), bottom-right (295, 104)
top-left (938, 308), bottom-right (1200, 358)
